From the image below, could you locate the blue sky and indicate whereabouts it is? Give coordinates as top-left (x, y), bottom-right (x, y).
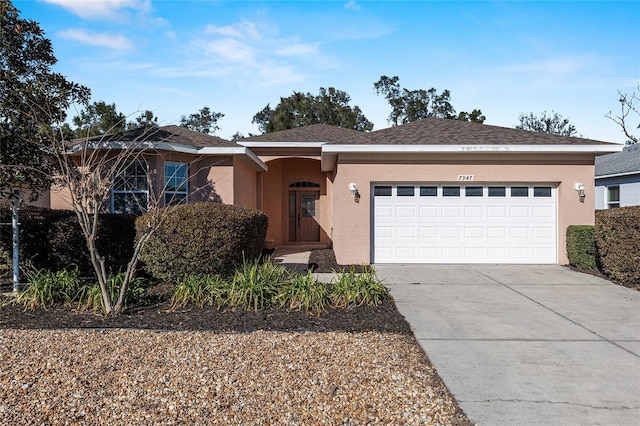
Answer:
top-left (15, 0), bottom-right (640, 142)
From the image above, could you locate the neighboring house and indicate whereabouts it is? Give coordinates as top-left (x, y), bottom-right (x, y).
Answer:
top-left (39, 118), bottom-right (621, 266)
top-left (595, 144), bottom-right (640, 209)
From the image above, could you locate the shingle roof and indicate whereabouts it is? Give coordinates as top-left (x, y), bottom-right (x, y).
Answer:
top-left (595, 145), bottom-right (640, 177)
top-left (240, 118), bottom-right (617, 146)
top-left (241, 123), bottom-right (369, 144)
top-left (364, 118), bottom-right (616, 145)
top-left (72, 125), bottom-right (239, 148)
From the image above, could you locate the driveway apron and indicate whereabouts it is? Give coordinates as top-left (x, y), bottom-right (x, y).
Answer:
top-left (377, 264), bottom-right (640, 426)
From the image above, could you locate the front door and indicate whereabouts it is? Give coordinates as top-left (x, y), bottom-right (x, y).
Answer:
top-left (288, 191), bottom-right (320, 242)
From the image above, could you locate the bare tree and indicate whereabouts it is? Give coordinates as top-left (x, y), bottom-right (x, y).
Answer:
top-left (607, 85), bottom-right (639, 145)
top-left (50, 120), bottom-right (212, 314)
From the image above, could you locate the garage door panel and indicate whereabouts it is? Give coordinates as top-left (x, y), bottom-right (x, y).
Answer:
top-left (419, 227), bottom-right (438, 238)
top-left (510, 206), bottom-right (530, 218)
top-left (442, 206), bottom-right (461, 217)
top-left (373, 184), bottom-right (557, 264)
top-left (465, 206), bottom-right (484, 217)
top-left (396, 227), bottom-right (416, 238)
top-left (375, 205), bottom-right (393, 218)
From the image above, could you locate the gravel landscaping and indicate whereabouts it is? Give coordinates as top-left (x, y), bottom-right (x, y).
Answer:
top-left (0, 248), bottom-right (473, 425)
top-left (0, 293), bottom-right (473, 425)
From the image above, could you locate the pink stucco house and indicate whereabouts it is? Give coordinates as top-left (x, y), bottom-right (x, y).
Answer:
top-left (40, 118), bottom-right (621, 265)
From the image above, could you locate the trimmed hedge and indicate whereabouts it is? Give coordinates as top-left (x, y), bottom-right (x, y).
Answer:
top-left (0, 206), bottom-right (136, 276)
top-left (138, 202), bottom-right (268, 281)
top-left (595, 206), bottom-right (640, 286)
top-left (566, 225), bottom-right (597, 271)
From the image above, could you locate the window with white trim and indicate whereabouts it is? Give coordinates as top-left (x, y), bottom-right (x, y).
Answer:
top-left (112, 160), bottom-right (149, 215)
top-left (164, 162), bottom-right (188, 206)
top-left (607, 185), bottom-right (620, 209)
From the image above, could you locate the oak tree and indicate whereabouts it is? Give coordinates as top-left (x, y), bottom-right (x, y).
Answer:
top-left (252, 87), bottom-right (373, 133)
top-left (374, 75), bottom-right (484, 126)
top-left (516, 111), bottom-right (577, 136)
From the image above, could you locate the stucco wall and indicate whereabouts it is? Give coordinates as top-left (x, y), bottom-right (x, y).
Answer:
top-left (595, 174), bottom-right (640, 209)
top-left (193, 157), bottom-right (234, 204)
top-left (233, 157), bottom-right (258, 209)
top-left (260, 157), bottom-right (331, 247)
top-left (331, 153), bottom-right (596, 265)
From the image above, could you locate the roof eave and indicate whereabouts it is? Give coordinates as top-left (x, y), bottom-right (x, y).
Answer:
top-left (321, 144), bottom-right (624, 154)
top-left (238, 141), bottom-right (326, 148)
top-left (595, 170), bottom-right (640, 179)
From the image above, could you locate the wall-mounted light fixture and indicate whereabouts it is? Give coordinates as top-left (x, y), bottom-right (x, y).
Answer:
top-left (348, 182), bottom-right (360, 203)
top-left (574, 183), bottom-right (586, 202)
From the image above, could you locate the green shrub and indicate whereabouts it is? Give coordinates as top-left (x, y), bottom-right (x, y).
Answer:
top-left (277, 270), bottom-right (329, 315)
top-left (226, 259), bottom-right (291, 310)
top-left (14, 266), bottom-right (82, 310)
top-left (138, 203), bottom-right (268, 281)
top-left (77, 272), bottom-right (146, 312)
top-left (330, 266), bottom-right (389, 308)
top-left (595, 206), bottom-right (640, 286)
top-left (566, 225), bottom-right (597, 270)
top-left (0, 207), bottom-right (136, 276)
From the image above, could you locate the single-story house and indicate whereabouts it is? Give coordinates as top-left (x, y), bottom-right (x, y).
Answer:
top-left (594, 144), bottom-right (640, 209)
top-left (38, 118), bottom-right (622, 265)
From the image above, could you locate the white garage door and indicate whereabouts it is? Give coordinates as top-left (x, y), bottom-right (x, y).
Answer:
top-left (373, 184), bottom-right (557, 264)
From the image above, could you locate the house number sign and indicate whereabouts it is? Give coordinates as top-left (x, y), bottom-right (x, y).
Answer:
top-left (457, 175), bottom-right (475, 181)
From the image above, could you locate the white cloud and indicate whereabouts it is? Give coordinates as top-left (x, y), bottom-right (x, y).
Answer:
top-left (276, 43), bottom-right (319, 57)
top-left (205, 21), bottom-right (260, 40)
top-left (43, 0), bottom-right (151, 20)
top-left (58, 28), bottom-right (134, 50)
top-left (201, 38), bottom-right (256, 63)
top-left (344, 0), bottom-right (361, 11)
top-left (491, 55), bottom-right (595, 77)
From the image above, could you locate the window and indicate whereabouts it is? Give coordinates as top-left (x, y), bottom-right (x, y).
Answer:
top-left (420, 186), bottom-right (437, 197)
top-left (374, 186), bottom-right (392, 196)
top-left (488, 186), bottom-right (506, 197)
top-left (465, 186), bottom-right (483, 197)
top-left (397, 186), bottom-right (415, 196)
top-left (511, 186), bottom-right (529, 197)
top-left (112, 161), bottom-right (148, 215)
top-left (607, 185), bottom-right (620, 209)
top-left (289, 181), bottom-right (320, 188)
top-left (164, 162), bottom-right (188, 206)
top-left (533, 187), bottom-right (552, 197)
top-left (442, 186), bottom-right (460, 197)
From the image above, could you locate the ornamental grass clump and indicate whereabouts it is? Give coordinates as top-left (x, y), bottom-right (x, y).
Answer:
top-left (277, 270), bottom-right (330, 315)
top-left (227, 259), bottom-right (292, 310)
top-left (77, 272), bottom-right (146, 312)
top-left (14, 266), bottom-right (81, 310)
top-left (171, 274), bottom-right (229, 309)
top-left (330, 265), bottom-right (389, 308)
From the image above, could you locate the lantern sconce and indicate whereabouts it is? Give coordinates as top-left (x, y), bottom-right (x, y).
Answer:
top-left (574, 183), bottom-right (585, 202)
top-left (348, 182), bottom-right (360, 203)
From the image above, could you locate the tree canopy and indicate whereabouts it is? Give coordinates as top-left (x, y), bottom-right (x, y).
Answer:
top-left (374, 75), bottom-right (485, 126)
top-left (515, 111), bottom-right (577, 137)
top-left (252, 87), bottom-right (373, 133)
top-left (179, 106), bottom-right (224, 134)
top-left (0, 0), bottom-right (90, 201)
top-left (72, 101), bottom-right (127, 138)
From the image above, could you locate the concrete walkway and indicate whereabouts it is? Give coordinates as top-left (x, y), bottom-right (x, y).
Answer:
top-left (271, 247), bottom-right (311, 273)
top-left (376, 264), bottom-right (640, 426)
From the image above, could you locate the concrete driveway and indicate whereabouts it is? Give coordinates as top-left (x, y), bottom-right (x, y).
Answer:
top-left (376, 264), bottom-right (640, 426)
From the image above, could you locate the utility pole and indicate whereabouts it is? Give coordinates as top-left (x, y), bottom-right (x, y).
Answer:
top-left (11, 193), bottom-right (20, 292)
